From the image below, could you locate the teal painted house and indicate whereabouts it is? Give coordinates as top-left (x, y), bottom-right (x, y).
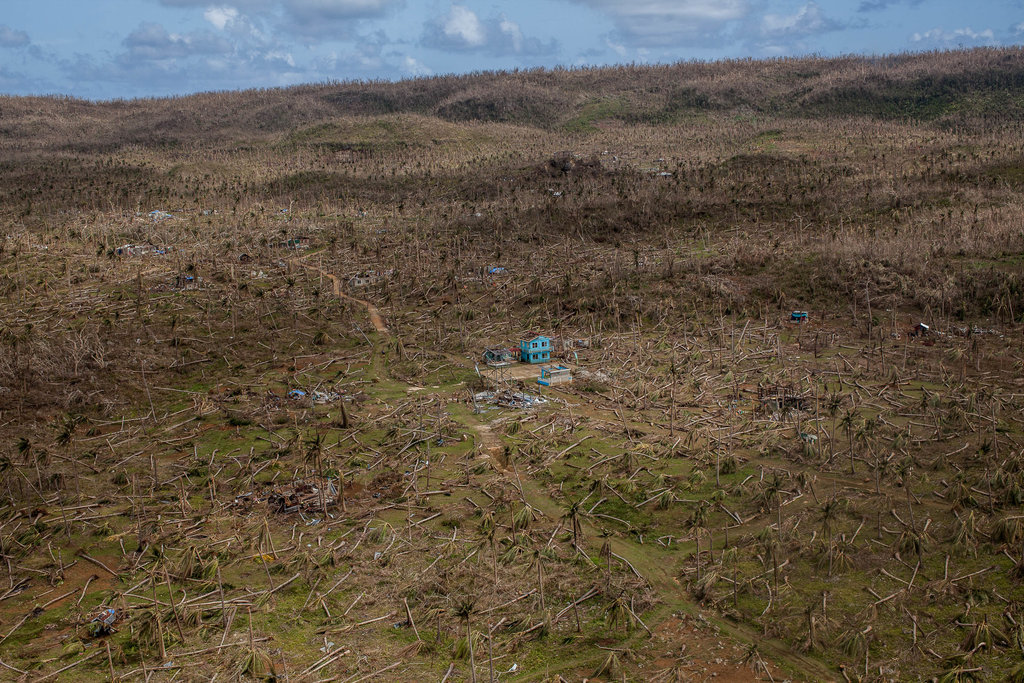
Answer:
top-left (520, 336), bottom-right (551, 364)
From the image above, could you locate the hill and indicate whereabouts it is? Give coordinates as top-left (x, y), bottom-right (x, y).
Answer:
top-left (0, 48), bottom-right (1023, 681)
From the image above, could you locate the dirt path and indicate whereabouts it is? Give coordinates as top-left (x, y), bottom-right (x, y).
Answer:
top-left (472, 421), bottom-right (503, 456)
top-left (293, 255), bottom-right (389, 335)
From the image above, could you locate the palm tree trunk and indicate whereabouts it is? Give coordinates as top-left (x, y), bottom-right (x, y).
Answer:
top-left (491, 537), bottom-right (497, 585)
top-left (466, 616), bottom-right (477, 683)
top-left (537, 561), bottom-right (545, 610)
top-left (848, 427), bottom-right (855, 474)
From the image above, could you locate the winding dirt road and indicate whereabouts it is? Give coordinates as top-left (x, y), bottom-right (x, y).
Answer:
top-left (293, 255), bottom-right (389, 335)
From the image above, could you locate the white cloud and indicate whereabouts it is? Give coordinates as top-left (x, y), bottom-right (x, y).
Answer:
top-left (499, 17), bottom-right (523, 53)
top-left (285, 0), bottom-right (403, 22)
top-left (163, 0), bottom-right (402, 38)
top-left (402, 55), bottom-right (432, 76)
top-left (588, 0), bottom-right (745, 22)
top-left (911, 27), bottom-right (996, 45)
top-left (605, 37), bottom-right (627, 57)
top-left (204, 7), bottom-right (240, 30)
top-left (422, 5), bottom-right (557, 55)
top-left (123, 22), bottom-right (233, 60)
top-left (443, 6), bottom-right (486, 48)
top-left (857, 0), bottom-right (923, 12)
top-left (761, 2), bottom-right (838, 39)
top-left (312, 30), bottom-right (394, 73)
top-left (280, 0), bottom-right (403, 38)
top-left (263, 50), bottom-right (296, 67)
top-left (572, 0), bottom-right (747, 46)
top-left (162, 0), bottom-right (398, 15)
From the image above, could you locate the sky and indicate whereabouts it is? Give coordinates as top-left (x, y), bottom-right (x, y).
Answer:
top-left (0, 1), bottom-right (1022, 100)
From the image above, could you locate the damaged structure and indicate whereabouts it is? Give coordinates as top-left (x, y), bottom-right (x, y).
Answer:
top-left (537, 365), bottom-right (572, 386)
top-left (349, 270), bottom-right (391, 287)
top-left (757, 384), bottom-right (809, 415)
top-left (483, 347), bottom-right (515, 367)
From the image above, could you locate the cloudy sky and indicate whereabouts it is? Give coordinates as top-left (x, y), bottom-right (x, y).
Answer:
top-left (1, 0), bottom-right (1022, 100)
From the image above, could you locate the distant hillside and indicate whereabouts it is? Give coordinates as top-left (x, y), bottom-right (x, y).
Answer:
top-left (2, 48), bottom-right (1024, 153)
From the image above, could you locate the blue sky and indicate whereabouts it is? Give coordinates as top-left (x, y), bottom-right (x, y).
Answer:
top-left (1, 0), bottom-right (1022, 100)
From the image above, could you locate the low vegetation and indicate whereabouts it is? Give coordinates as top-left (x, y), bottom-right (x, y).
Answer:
top-left (1, 47), bottom-right (1024, 681)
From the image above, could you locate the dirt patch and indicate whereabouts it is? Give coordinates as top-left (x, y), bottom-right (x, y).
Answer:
top-left (647, 614), bottom-right (786, 682)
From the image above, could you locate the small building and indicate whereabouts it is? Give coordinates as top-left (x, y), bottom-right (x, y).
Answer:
top-left (174, 274), bottom-right (201, 290)
top-left (520, 336), bottom-right (551, 364)
top-left (911, 322), bottom-right (931, 337)
top-left (349, 270), bottom-right (390, 288)
top-left (537, 365), bottom-right (572, 386)
top-left (790, 311), bottom-right (808, 323)
top-left (483, 347), bottom-right (514, 367)
top-left (280, 236), bottom-right (310, 250)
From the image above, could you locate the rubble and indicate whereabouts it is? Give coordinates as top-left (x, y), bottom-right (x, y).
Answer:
top-left (288, 389), bottom-right (342, 403)
top-left (576, 368), bottom-right (612, 383)
top-left (115, 243), bottom-right (166, 257)
top-left (233, 477), bottom-right (340, 515)
top-left (86, 608), bottom-right (122, 637)
top-left (474, 390), bottom-right (548, 409)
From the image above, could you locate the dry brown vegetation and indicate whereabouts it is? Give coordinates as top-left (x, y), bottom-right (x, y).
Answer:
top-left (1, 48), bottom-right (1024, 681)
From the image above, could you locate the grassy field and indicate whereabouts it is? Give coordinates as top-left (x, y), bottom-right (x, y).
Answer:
top-left (1, 48), bottom-right (1024, 681)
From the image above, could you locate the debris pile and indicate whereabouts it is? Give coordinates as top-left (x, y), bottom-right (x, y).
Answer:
top-left (115, 244), bottom-right (166, 257)
top-left (474, 390), bottom-right (548, 409)
top-left (950, 325), bottom-right (1001, 337)
top-left (267, 480), bottom-right (338, 514)
top-left (575, 368), bottom-right (612, 383)
top-left (288, 389), bottom-right (341, 404)
top-left (86, 608), bottom-right (123, 637)
top-left (233, 477), bottom-right (339, 515)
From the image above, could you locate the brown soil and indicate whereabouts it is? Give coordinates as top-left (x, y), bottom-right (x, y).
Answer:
top-left (295, 259), bottom-right (389, 335)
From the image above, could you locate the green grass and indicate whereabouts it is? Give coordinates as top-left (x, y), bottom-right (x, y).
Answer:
top-left (563, 97), bottom-right (630, 134)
